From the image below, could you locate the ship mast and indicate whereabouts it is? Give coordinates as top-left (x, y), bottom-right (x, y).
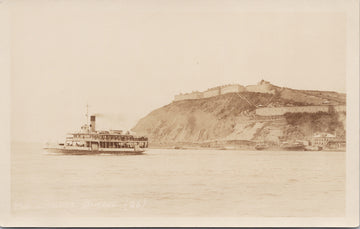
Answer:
top-left (86, 104), bottom-right (89, 128)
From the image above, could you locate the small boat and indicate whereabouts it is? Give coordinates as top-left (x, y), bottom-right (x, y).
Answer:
top-left (255, 143), bottom-right (269, 150)
top-left (280, 142), bottom-right (305, 151)
top-left (304, 145), bottom-right (323, 151)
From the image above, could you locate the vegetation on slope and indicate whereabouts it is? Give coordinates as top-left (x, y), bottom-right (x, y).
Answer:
top-left (283, 110), bottom-right (346, 140)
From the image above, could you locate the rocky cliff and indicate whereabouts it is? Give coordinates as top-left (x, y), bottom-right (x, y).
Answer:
top-left (132, 84), bottom-right (346, 147)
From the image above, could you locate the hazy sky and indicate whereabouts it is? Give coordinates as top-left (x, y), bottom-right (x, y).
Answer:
top-left (10, 0), bottom-right (347, 142)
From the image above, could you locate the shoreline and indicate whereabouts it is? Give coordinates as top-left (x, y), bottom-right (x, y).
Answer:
top-left (148, 145), bottom-right (345, 152)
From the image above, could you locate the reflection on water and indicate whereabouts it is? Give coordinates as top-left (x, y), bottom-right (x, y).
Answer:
top-left (11, 142), bottom-right (345, 217)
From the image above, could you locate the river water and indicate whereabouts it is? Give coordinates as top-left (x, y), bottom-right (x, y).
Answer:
top-left (11, 142), bottom-right (345, 217)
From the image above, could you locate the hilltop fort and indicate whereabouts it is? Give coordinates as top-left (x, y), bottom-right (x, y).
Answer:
top-left (132, 80), bottom-right (346, 150)
top-left (174, 80), bottom-right (345, 116)
top-left (174, 80), bottom-right (275, 101)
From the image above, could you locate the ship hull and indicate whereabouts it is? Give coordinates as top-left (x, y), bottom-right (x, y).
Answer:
top-left (44, 147), bottom-right (145, 155)
top-left (255, 145), bottom-right (269, 150)
top-left (280, 146), bottom-right (305, 151)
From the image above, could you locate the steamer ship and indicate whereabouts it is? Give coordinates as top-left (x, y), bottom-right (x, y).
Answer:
top-left (44, 111), bottom-right (148, 155)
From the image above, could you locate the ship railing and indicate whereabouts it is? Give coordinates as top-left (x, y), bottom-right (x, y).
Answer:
top-left (72, 137), bottom-right (148, 142)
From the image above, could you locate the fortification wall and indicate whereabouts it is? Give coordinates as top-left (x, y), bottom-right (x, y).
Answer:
top-left (256, 105), bottom-right (346, 116)
top-left (174, 94), bottom-right (187, 101)
top-left (173, 81), bottom-right (276, 102)
top-left (221, 85), bottom-right (246, 94)
top-left (334, 106), bottom-right (346, 112)
top-left (174, 91), bottom-right (203, 101)
top-left (203, 88), bottom-right (220, 98)
top-left (246, 84), bottom-right (275, 94)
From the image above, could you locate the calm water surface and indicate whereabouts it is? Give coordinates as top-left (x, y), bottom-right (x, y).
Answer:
top-left (11, 142), bottom-right (345, 217)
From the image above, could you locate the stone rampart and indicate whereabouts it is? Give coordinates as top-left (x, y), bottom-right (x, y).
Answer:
top-left (203, 88), bottom-right (221, 98)
top-left (220, 85), bottom-right (246, 94)
top-left (245, 84), bottom-right (275, 94)
top-left (255, 105), bottom-right (346, 116)
top-left (334, 106), bottom-right (346, 113)
top-left (174, 84), bottom-right (247, 101)
top-left (174, 91), bottom-right (203, 101)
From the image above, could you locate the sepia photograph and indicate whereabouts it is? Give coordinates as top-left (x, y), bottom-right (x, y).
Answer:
top-left (0, 0), bottom-right (359, 227)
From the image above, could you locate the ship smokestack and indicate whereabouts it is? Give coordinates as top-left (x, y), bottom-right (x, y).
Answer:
top-left (90, 115), bottom-right (96, 132)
